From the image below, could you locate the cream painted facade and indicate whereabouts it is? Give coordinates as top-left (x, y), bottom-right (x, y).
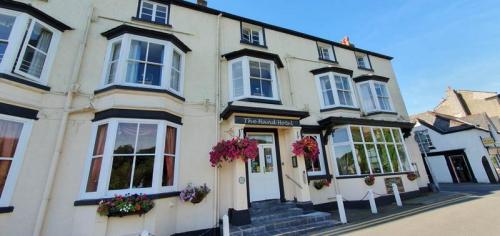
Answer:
top-left (0, 0), bottom-right (429, 235)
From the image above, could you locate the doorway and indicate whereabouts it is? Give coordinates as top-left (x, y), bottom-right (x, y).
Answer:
top-left (247, 133), bottom-right (280, 202)
top-left (449, 155), bottom-right (473, 183)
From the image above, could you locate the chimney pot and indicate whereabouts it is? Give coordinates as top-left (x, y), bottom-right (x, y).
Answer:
top-left (197, 0), bottom-right (207, 7)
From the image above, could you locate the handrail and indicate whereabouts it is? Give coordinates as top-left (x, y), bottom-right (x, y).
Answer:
top-left (285, 174), bottom-right (303, 189)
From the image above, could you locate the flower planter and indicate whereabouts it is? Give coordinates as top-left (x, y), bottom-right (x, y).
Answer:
top-left (106, 210), bottom-right (150, 217)
top-left (313, 179), bottom-right (330, 190)
top-left (180, 183), bottom-right (211, 204)
top-left (407, 172), bottom-right (418, 181)
top-left (97, 194), bottom-right (154, 217)
top-left (364, 175), bottom-right (375, 186)
top-left (292, 137), bottom-right (320, 161)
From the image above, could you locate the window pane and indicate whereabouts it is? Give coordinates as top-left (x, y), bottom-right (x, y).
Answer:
top-left (0, 119), bottom-right (23, 158)
top-left (392, 129), bottom-right (402, 143)
top-left (85, 157), bottom-right (102, 192)
top-left (241, 28), bottom-right (250, 42)
top-left (126, 62), bottom-right (145, 84)
top-left (260, 62), bottom-right (271, 79)
top-left (109, 156), bottom-right (133, 190)
top-left (129, 40), bottom-right (147, 61)
top-left (374, 128), bottom-right (384, 142)
top-left (136, 124), bottom-right (157, 154)
top-left (140, 2), bottom-right (153, 21)
top-left (360, 83), bottom-right (377, 111)
top-left (0, 42), bottom-right (7, 63)
top-left (28, 23), bottom-right (52, 53)
top-left (366, 144), bottom-right (382, 173)
top-left (350, 126), bottom-right (362, 142)
top-left (263, 148), bottom-right (274, 172)
top-left (362, 127), bottom-right (373, 142)
top-left (19, 47), bottom-right (47, 78)
top-left (0, 14), bottom-right (15, 63)
top-left (332, 128), bottom-right (349, 143)
top-left (170, 70), bottom-right (180, 91)
top-left (387, 144), bottom-right (400, 172)
top-left (377, 144), bottom-right (392, 173)
top-left (251, 158), bottom-right (260, 173)
top-left (354, 144), bottom-right (369, 174)
top-left (232, 61), bottom-right (243, 97)
top-left (248, 135), bottom-right (273, 144)
top-left (114, 123), bottom-right (137, 154)
top-left (261, 79), bottom-right (273, 97)
top-left (320, 76), bottom-right (334, 105)
top-left (147, 43), bottom-right (164, 63)
top-left (162, 155), bottom-right (175, 186)
top-left (106, 42), bottom-right (121, 84)
top-left (251, 30), bottom-right (260, 43)
top-left (145, 64), bottom-right (162, 86)
top-left (92, 124), bottom-right (108, 156)
top-left (334, 145), bottom-right (356, 175)
top-left (323, 91), bottom-right (335, 106)
top-left (0, 160), bottom-right (12, 197)
top-left (249, 61), bottom-right (260, 77)
top-left (250, 78), bottom-right (261, 96)
top-left (132, 156), bottom-right (154, 188)
top-left (397, 144), bottom-right (411, 171)
top-left (172, 51), bottom-right (181, 70)
top-left (383, 128), bottom-right (393, 142)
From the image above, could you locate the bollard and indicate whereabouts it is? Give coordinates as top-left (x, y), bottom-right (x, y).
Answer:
top-left (368, 189), bottom-right (378, 214)
top-left (336, 194), bottom-right (347, 224)
top-left (392, 183), bottom-right (403, 207)
top-left (223, 214), bottom-right (230, 236)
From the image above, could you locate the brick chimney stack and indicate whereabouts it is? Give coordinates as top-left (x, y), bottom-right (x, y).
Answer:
top-left (197, 0), bottom-right (207, 7)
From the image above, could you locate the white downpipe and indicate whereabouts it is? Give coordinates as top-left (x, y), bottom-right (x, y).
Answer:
top-left (336, 194), bottom-right (347, 224)
top-left (368, 189), bottom-right (377, 214)
top-left (32, 6), bottom-right (94, 236)
top-left (213, 13), bottom-right (223, 229)
top-left (392, 183), bottom-right (403, 207)
top-left (222, 215), bottom-right (230, 236)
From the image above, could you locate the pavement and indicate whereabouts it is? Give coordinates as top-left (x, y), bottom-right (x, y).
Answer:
top-left (312, 183), bottom-right (500, 236)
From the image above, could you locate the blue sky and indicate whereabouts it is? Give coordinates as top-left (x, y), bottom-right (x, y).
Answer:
top-left (200, 0), bottom-right (500, 114)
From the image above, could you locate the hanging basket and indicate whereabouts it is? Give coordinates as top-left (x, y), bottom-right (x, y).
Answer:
top-left (313, 179), bottom-right (330, 190)
top-left (364, 175), bottom-right (375, 186)
top-left (180, 183), bottom-right (211, 204)
top-left (407, 172), bottom-right (418, 181)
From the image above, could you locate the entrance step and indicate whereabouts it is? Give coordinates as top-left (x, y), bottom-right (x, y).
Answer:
top-left (230, 200), bottom-right (340, 235)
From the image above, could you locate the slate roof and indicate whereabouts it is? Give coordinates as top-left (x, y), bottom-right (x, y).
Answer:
top-left (411, 111), bottom-right (489, 134)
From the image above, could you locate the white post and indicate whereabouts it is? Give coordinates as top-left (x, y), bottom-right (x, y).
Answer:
top-left (336, 194), bottom-right (347, 224)
top-left (368, 189), bottom-right (378, 214)
top-left (392, 183), bottom-right (403, 207)
top-left (222, 215), bottom-right (230, 236)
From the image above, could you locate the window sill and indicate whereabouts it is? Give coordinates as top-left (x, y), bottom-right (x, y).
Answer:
top-left (320, 106), bottom-right (360, 113)
top-left (0, 73), bottom-right (50, 91)
top-left (308, 174), bottom-right (333, 182)
top-left (238, 97), bottom-right (282, 105)
top-left (318, 58), bottom-right (338, 64)
top-left (131, 17), bottom-right (172, 28)
top-left (365, 111), bottom-right (398, 116)
top-left (336, 172), bottom-right (413, 179)
top-left (0, 206), bottom-right (14, 214)
top-left (358, 67), bottom-right (374, 72)
top-left (94, 85), bottom-right (185, 102)
top-left (74, 191), bottom-right (181, 206)
top-left (240, 40), bottom-right (268, 49)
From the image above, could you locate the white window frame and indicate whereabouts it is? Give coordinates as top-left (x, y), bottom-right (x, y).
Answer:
top-left (0, 114), bottom-right (33, 206)
top-left (0, 9), bottom-right (61, 86)
top-left (228, 56), bottom-right (280, 101)
top-left (138, 0), bottom-right (169, 25)
top-left (317, 43), bottom-right (335, 62)
top-left (241, 23), bottom-right (264, 46)
top-left (100, 34), bottom-right (185, 96)
top-left (330, 125), bottom-right (413, 177)
top-left (79, 118), bottom-right (181, 200)
top-left (305, 134), bottom-right (326, 176)
top-left (356, 81), bottom-right (394, 113)
top-left (314, 72), bottom-right (358, 109)
top-left (355, 53), bottom-right (371, 69)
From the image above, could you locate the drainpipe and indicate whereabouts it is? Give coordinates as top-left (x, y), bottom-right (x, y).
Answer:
top-left (213, 13), bottom-right (223, 229)
top-left (32, 6), bottom-right (94, 236)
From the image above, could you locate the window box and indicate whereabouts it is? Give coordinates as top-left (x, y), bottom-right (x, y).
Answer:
top-left (314, 71), bottom-right (358, 110)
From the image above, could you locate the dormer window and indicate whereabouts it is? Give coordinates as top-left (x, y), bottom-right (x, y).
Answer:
top-left (355, 53), bottom-right (372, 70)
top-left (138, 0), bottom-right (169, 25)
top-left (241, 23), bottom-right (266, 47)
top-left (317, 43), bottom-right (336, 62)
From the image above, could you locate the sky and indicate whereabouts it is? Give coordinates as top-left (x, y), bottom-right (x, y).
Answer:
top-left (197, 0), bottom-right (500, 115)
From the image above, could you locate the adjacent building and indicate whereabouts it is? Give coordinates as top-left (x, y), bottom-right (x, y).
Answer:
top-left (0, 0), bottom-right (429, 235)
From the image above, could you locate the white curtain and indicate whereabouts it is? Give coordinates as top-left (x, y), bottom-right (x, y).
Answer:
top-left (25, 23), bottom-right (52, 78)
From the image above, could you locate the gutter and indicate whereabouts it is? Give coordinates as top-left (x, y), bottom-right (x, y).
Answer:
top-left (32, 6), bottom-right (95, 236)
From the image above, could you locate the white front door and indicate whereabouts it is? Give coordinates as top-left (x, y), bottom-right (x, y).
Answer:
top-left (247, 134), bottom-right (280, 202)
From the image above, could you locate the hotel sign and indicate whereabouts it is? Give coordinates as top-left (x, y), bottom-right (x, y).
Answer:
top-left (235, 116), bottom-right (299, 127)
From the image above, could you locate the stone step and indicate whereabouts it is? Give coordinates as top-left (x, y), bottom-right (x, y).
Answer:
top-left (273, 220), bottom-right (339, 236)
top-left (230, 212), bottom-right (333, 235)
top-left (249, 203), bottom-right (297, 216)
top-left (250, 208), bottom-right (304, 224)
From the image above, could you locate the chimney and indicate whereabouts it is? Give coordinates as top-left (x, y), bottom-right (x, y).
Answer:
top-left (341, 36), bottom-right (351, 46)
top-left (197, 0), bottom-right (207, 7)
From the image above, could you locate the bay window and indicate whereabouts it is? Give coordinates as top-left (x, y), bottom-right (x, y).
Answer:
top-left (305, 134), bottom-right (326, 176)
top-left (357, 81), bottom-right (394, 113)
top-left (0, 114), bottom-right (32, 206)
top-left (331, 125), bottom-right (412, 176)
top-left (81, 119), bottom-right (180, 199)
top-left (315, 72), bottom-right (357, 109)
top-left (229, 57), bottom-right (279, 101)
top-left (102, 34), bottom-right (185, 95)
top-left (0, 9), bottom-right (61, 85)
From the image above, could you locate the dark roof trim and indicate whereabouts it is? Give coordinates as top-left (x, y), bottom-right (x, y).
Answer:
top-left (220, 104), bottom-right (309, 120)
top-left (94, 85), bottom-right (185, 102)
top-left (221, 49), bottom-right (284, 68)
top-left (92, 108), bottom-right (182, 125)
top-left (169, 0), bottom-right (393, 60)
top-left (453, 90), bottom-right (472, 116)
top-left (353, 74), bottom-right (390, 83)
top-left (0, 73), bottom-right (51, 91)
top-left (417, 119), bottom-right (478, 135)
top-left (310, 67), bottom-right (353, 76)
top-left (0, 0), bottom-right (72, 31)
top-left (319, 116), bottom-right (415, 137)
top-left (0, 102), bottom-right (38, 120)
top-left (101, 24), bottom-right (191, 53)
